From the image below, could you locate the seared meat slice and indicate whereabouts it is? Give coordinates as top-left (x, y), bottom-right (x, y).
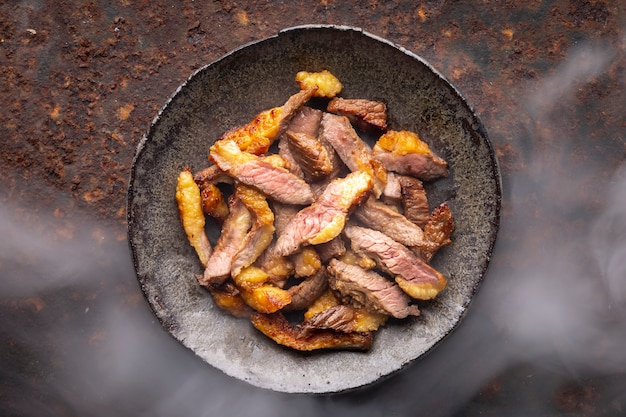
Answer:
top-left (274, 171), bottom-right (373, 256)
top-left (284, 268), bottom-right (329, 311)
top-left (373, 130), bottom-right (448, 181)
top-left (302, 304), bottom-right (356, 332)
top-left (210, 139), bottom-right (315, 205)
top-left (250, 312), bottom-right (373, 351)
top-left (200, 197), bottom-right (252, 285)
top-left (285, 131), bottom-right (334, 181)
top-left (327, 259), bottom-right (419, 319)
top-left (277, 136), bottom-right (305, 178)
top-left (220, 87), bottom-right (316, 155)
top-left (398, 175), bottom-right (430, 228)
top-left (176, 168), bottom-right (213, 267)
top-left (420, 202), bottom-right (455, 262)
top-left (354, 197), bottom-right (426, 247)
top-left (344, 225), bottom-right (447, 300)
top-left (320, 113), bottom-right (387, 197)
top-left (272, 201), bottom-right (299, 234)
top-left (327, 97), bottom-right (387, 132)
top-left (255, 201), bottom-right (298, 285)
top-left (230, 185), bottom-right (276, 277)
top-left (286, 106), bottom-right (323, 137)
top-left (316, 236), bottom-right (347, 262)
top-left (285, 107), bottom-right (342, 183)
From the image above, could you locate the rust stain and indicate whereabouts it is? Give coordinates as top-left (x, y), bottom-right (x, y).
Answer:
top-left (50, 104), bottom-right (61, 120)
top-left (117, 103), bottom-right (134, 121)
top-left (236, 10), bottom-right (249, 25)
top-left (417, 7), bottom-right (427, 22)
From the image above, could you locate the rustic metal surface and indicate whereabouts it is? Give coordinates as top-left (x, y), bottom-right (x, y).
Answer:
top-left (1, 0), bottom-right (624, 415)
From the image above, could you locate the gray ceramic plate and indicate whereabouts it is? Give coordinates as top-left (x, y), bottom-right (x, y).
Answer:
top-left (127, 25), bottom-right (501, 394)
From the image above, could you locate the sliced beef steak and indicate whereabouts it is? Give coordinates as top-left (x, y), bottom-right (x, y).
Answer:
top-left (327, 97), bottom-right (387, 132)
top-left (419, 202), bottom-right (455, 262)
top-left (230, 185), bottom-right (276, 277)
top-left (398, 175), bottom-right (430, 228)
top-left (316, 236), bottom-right (347, 262)
top-left (286, 106), bottom-right (323, 137)
top-left (277, 135), bottom-right (305, 178)
top-left (210, 138), bottom-right (315, 205)
top-left (320, 113), bottom-right (387, 197)
top-left (343, 225), bottom-right (447, 300)
top-left (382, 171), bottom-right (403, 200)
top-left (201, 197), bottom-right (252, 285)
top-left (285, 131), bottom-right (334, 181)
top-left (354, 197), bottom-right (426, 247)
top-left (284, 268), bottom-right (329, 311)
top-left (274, 171), bottom-right (373, 256)
top-left (327, 259), bottom-right (419, 319)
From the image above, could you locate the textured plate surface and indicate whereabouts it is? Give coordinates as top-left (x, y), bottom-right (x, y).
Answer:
top-left (127, 25), bottom-right (501, 394)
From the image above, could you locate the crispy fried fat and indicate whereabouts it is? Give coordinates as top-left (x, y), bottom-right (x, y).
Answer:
top-left (295, 70), bottom-right (343, 98)
top-left (233, 266), bottom-right (292, 314)
top-left (176, 168), bottom-right (212, 266)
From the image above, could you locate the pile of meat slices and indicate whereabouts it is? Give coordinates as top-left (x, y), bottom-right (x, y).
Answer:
top-left (176, 70), bottom-right (454, 352)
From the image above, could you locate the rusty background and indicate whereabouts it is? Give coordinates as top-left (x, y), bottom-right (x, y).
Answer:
top-left (1, 1), bottom-right (625, 416)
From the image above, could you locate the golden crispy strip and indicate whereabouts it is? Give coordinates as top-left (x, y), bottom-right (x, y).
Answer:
top-left (193, 165), bottom-right (232, 223)
top-left (200, 279), bottom-right (253, 318)
top-left (250, 312), bottom-right (373, 351)
top-left (232, 267), bottom-right (292, 314)
top-left (220, 88), bottom-right (316, 155)
top-left (200, 183), bottom-right (229, 224)
top-left (175, 168), bottom-right (212, 267)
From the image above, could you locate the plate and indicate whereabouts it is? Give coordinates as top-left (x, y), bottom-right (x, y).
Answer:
top-left (127, 25), bottom-right (501, 394)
